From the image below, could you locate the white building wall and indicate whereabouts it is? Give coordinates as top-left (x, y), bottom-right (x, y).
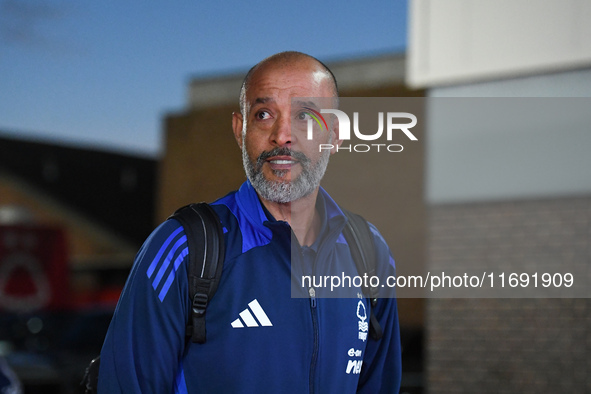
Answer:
top-left (407, 0), bottom-right (591, 204)
top-left (407, 0), bottom-right (591, 88)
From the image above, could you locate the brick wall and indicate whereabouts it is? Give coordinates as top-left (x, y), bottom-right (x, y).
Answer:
top-left (427, 196), bottom-right (591, 393)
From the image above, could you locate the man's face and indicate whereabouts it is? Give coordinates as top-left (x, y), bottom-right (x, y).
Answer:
top-left (232, 60), bottom-right (338, 203)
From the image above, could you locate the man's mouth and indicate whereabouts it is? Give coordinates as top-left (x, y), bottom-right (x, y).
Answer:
top-left (255, 148), bottom-right (309, 172)
top-left (267, 156), bottom-right (297, 169)
top-left (268, 155), bottom-right (296, 163)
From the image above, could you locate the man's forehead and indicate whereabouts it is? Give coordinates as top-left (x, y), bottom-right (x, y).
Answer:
top-left (245, 71), bottom-right (334, 107)
top-left (251, 97), bottom-right (325, 107)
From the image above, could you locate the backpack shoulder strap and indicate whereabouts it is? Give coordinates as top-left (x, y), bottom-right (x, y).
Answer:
top-left (341, 208), bottom-right (383, 341)
top-left (168, 202), bottom-right (225, 344)
top-left (80, 203), bottom-right (225, 392)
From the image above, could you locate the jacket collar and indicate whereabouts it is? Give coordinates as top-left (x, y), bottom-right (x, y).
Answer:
top-left (236, 180), bottom-right (347, 241)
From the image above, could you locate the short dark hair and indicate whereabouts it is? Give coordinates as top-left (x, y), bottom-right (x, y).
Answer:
top-left (239, 51), bottom-right (339, 115)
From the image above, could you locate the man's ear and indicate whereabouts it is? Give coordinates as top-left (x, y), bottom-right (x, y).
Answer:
top-left (330, 117), bottom-right (343, 155)
top-left (232, 112), bottom-right (244, 149)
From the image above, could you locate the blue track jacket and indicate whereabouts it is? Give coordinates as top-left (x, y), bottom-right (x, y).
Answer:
top-left (98, 181), bottom-right (401, 393)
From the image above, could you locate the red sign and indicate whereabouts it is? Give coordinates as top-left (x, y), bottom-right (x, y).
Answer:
top-left (0, 225), bottom-right (69, 312)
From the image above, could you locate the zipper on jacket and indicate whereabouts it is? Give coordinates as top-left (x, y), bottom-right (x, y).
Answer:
top-left (309, 286), bottom-right (318, 394)
top-left (309, 287), bottom-right (317, 308)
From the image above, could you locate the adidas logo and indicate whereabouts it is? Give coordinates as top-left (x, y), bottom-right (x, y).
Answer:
top-left (231, 299), bottom-right (273, 328)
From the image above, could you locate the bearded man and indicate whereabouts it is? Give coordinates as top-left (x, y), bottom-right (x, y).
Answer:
top-left (98, 51), bottom-right (401, 393)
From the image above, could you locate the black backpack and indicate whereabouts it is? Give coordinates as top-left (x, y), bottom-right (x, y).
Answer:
top-left (81, 203), bottom-right (381, 393)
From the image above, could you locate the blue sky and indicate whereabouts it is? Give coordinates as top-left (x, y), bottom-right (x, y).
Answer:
top-left (0, 0), bottom-right (407, 157)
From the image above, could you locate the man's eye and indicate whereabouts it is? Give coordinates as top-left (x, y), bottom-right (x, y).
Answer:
top-left (296, 112), bottom-right (311, 120)
top-left (256, 111), bottom-right (271, 120)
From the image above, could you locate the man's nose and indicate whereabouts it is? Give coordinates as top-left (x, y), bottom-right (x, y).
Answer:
top-left (270, 114), bottom-right (292, 147)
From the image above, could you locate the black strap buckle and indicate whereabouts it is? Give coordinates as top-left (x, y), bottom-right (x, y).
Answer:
top-left (192, 293), bottom-right (209, 315)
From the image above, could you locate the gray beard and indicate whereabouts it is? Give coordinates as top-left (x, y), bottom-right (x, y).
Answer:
top-left (242, 144), bottom-right (331, 204)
